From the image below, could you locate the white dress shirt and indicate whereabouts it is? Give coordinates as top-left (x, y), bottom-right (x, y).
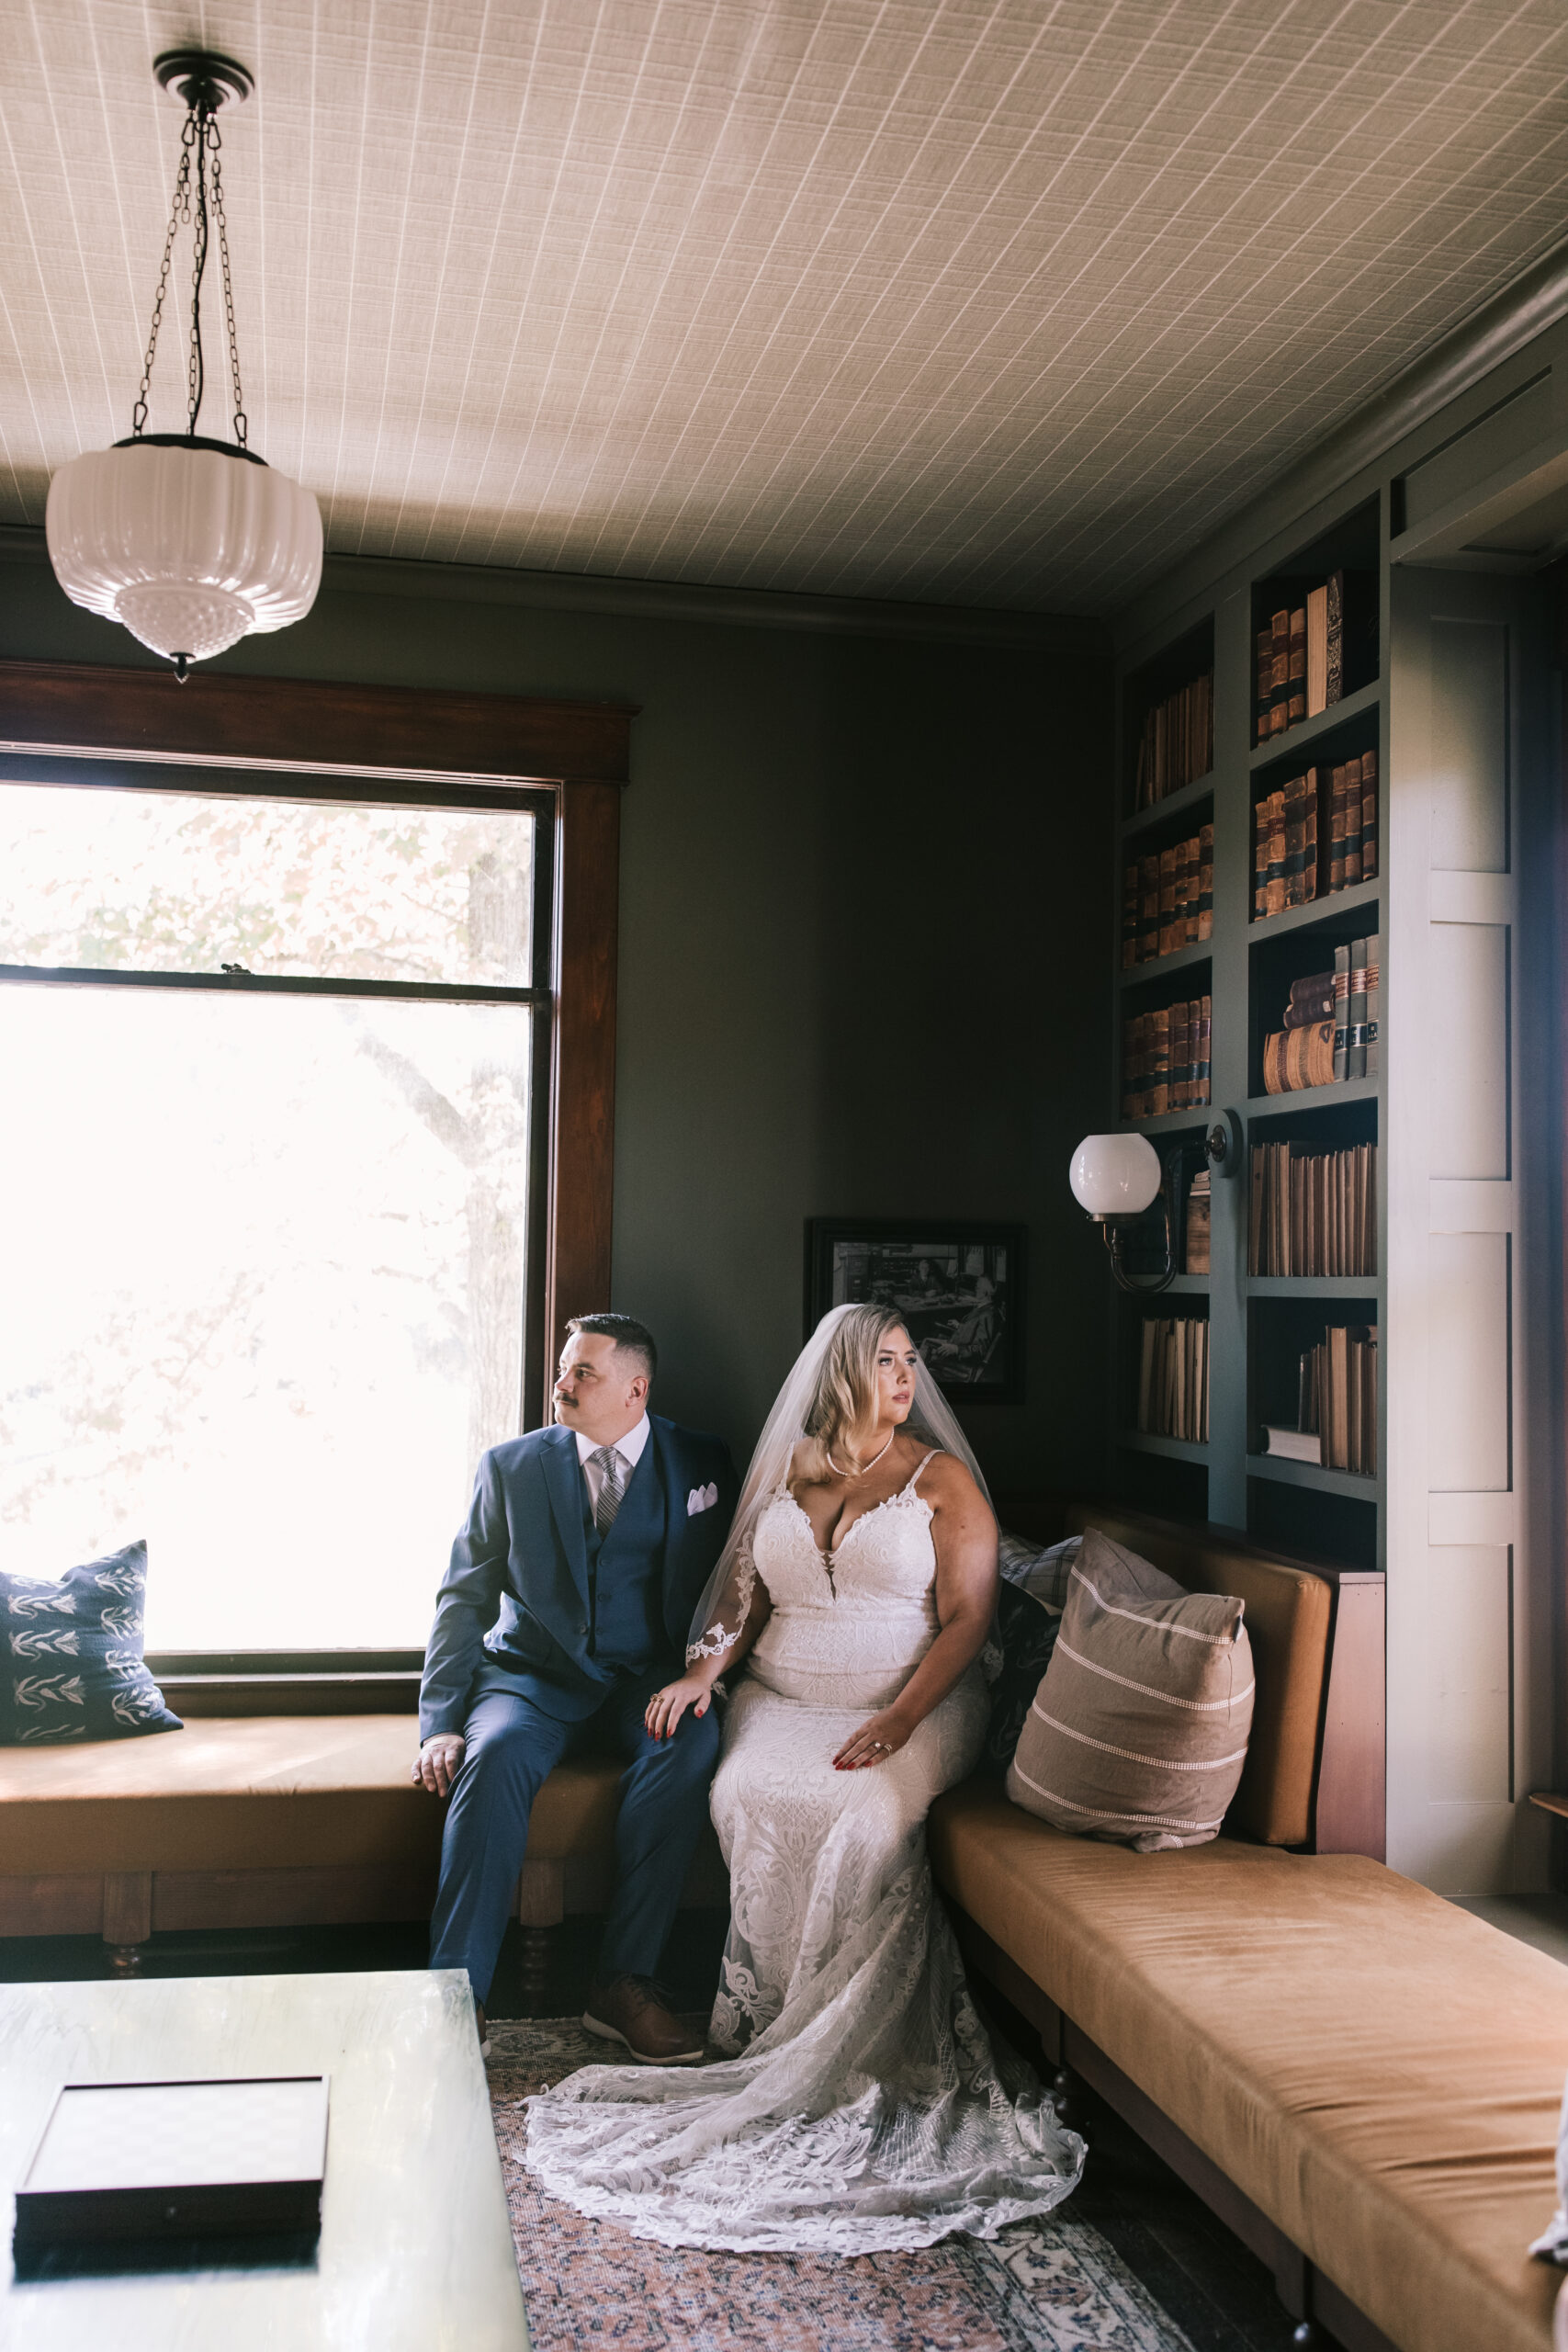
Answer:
top-left (575, 1413), bottom-right (650, 1518)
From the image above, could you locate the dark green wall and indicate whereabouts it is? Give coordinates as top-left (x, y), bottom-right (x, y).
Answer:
top-left (0, 554), bottom-right (1112, 1505)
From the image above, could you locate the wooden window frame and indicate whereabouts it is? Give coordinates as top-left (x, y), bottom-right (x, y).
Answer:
top-left (0, 657), bottom-right (633, 1685)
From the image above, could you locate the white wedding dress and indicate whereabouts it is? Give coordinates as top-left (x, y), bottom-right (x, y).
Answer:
top-left (524, 1453), bottom-right (1085, 2254)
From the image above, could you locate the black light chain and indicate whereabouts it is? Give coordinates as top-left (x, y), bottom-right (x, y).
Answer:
top-left (130, 94), bottom-right (248, 449)
top-left (130, 110), bottom-right (196, 437)
top-left (185, 107), bottom-right (210, 436)
top-left (209, 118), bottom-right (247, 448)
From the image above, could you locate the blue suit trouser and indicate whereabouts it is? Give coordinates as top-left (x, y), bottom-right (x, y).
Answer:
top-left (428, 1670), bottom-right (721, 2007)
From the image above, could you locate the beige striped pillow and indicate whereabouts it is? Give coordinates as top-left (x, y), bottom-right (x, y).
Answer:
top-left (1005, 1526), bottom-right (1254, 1853)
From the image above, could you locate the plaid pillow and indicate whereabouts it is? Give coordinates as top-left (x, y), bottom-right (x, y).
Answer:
top-left (1, 1540), bottom-right (182, 1744)
top-left (998, 1530), bottom-right (1080, 1612)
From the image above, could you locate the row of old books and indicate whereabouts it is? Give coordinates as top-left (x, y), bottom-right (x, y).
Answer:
top-left (1133, 672), bottom-right (1213, 809)
top-left (1122, 1000), bottom-right (1212, 1119)
top-left (1258, 1324), bottom-right (1378, 1474)
top-left (1137, 1315), bottom-right (1210, 1443)
top-left (1252, 755), bottom-right (1378, 919)
top-left (1249, 1142), bottom-right (1377, 1276)
top-left (1260, 938), bottom-right (1380, 1094)
top-left (1254, 571), bottom-right (1367, 745)
top-left (1121, 827), bottom-right (1213, 965)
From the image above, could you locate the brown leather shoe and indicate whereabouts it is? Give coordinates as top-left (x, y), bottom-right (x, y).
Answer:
top-left (582, 1974), bottom-right (703, 2064)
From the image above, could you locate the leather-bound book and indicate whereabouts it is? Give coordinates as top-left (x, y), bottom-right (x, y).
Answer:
top-left (1256, 626), bottom-right (1274, 745)
top-left (1265, 790), bottom-right (1287, 917)
top-left (1332, 943), bottom-right (1351, 1082)
top-left (1284, 970), bottom-right (1335, 1027)
top-left (1347, 939), bottom-right (1369, 1080)
top-left (1253, 799), bottom-right (1269, 920)
top-left (1158, 843), bottom-right (1179, 956)
top-left (1287, 606), bottom-right (1307, 729)
top-left (1266, 1023), bottom-right (1335, 1092)
top-left (1325, 570), bottom-right (1344, 705)
top-left (1185, 831), bottom-right (1201, 944)
top-left (1149, 1007), bottom-right (1171, 1115)
top-left (1195, 996), bottom-right (1212, 1104)
top-left (1170, 1001), bottom-right (1190, 1110)
top-left (1122, 862), bottom-right (1139, 968)
top-left (1328, 763), bottom-right (1347, 894)
top-left (1198, 824), bottom-right (1213, 939)
top-left (1364, 932), bottom-right (1381, 1079)
top-left (1269, 608), bottom-right (1292, 736)
top-left (1303, 765), bottom-right (1321, 900)
top-left (1344, 755), bottom-right (1363, 887)
top-left (1140, 855), bottom-right (1161, 963)
top-left (1306, 581), bottom-right (1329, 716)
top-left (1359, 750), bottom-right (1379, 880)
top-left (1283, 773), bottom-right (1303, 907)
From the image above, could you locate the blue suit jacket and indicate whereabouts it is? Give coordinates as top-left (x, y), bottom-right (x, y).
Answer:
top-left (418, 1416), bottom-right (739, 1739)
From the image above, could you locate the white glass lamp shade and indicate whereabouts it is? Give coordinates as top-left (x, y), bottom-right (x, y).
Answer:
top-left (1069, 1132), bottom-right (1162, 1218)
top-left (46, 441), bottom-right (323, 663)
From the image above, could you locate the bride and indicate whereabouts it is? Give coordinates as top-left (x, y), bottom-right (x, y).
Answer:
top-left (524, 1302), bottom-right (1085, 2254)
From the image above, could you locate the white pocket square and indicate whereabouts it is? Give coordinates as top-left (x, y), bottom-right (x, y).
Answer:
top-left (686, 1482), bottom-right (719, 1516)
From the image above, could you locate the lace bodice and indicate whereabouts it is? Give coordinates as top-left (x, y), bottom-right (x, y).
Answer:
top-left (745, 1463), bottom-right (941, 1708)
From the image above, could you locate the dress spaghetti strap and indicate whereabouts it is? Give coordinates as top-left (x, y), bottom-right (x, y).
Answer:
top-left (902, 1448), bottom-right (939, 1494)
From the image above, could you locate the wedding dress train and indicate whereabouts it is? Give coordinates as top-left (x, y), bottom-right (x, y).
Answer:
top-left (524, 1453), bottom-right (1085, 2255)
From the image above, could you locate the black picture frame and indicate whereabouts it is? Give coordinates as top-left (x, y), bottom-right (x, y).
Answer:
top-left (804, 1219), bottom-right (1026, 1405)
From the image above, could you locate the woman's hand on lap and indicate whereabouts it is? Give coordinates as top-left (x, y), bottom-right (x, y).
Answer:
top-left (645, 1669), bottom-right (717, 1741)
top-left (834, 1707), bottom-right (912, 1770)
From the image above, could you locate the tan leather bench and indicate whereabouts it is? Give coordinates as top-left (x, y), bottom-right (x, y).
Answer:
top-left (931, 1502), bottom-right (1566, 2352)
top-left (0, 1715), bottom-right (720, 2002)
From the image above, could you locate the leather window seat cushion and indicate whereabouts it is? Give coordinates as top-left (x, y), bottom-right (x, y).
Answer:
top-left (931, 1781), bottom-right (1566, 2352)
top-left (0, 1716), bottom-right (626, 1875)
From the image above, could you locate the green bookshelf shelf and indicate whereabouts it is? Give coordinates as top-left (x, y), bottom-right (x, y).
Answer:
top-left (1246, 1453), bottom-right (1380, 1501)
top-left (1247, 677), bottom-right (1381, 771)
top-left (1118, 1431), bottom-right (1210, 1464)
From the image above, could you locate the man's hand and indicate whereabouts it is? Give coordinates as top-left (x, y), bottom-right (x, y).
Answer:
top-left (412, 1734), bottom-right (466, 1796)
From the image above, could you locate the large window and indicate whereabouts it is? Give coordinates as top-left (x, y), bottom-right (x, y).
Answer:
top-left (0, 776), bottom-right (553, 1654)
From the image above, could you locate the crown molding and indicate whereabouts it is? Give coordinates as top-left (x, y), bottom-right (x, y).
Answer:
top-left (0, 525), bottom-right (1108, 654)
top-left (1115, 233), bottom-right (1568, 646)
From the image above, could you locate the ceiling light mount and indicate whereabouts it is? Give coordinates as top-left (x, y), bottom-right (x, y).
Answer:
top-left (45, 51), bottom-right (321, 679)
top-left (152, 50), bottom-right (254, 113)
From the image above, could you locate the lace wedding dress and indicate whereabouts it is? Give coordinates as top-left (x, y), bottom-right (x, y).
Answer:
top-left (524, 1453), bottom-right (1085, 2255)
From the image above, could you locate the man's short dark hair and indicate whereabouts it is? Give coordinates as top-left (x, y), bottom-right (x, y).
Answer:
top-left (567, 1312), bottom-right (658, 1382)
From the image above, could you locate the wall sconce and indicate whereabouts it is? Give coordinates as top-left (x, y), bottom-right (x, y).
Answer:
top-left (1069, 1133), bottom-right (1173, 1294)
top-left (1070, 1114), bottom-right (1243, 1295)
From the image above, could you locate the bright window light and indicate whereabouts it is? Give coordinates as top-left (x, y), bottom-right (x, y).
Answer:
top-left (0, 783), bottom-right (543, 1652)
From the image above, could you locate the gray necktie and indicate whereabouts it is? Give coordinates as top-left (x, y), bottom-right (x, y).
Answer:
top-left (591, 1444), bottom-right (626, 1536)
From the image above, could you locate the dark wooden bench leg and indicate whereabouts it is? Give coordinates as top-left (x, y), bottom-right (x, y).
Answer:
top-left (102, 1871), bottom-right (152, 1975)
top-left (516, 1860), bottom-right (566, 2018)
top-left (519, 1924), bottom-right (553, 2018)
top-left (1049, 2063), bottom-right (1085, 2133)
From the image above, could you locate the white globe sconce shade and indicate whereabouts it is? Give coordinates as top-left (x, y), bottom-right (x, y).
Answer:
top-left (1068, 1132), bottom-right (1162, 1221)
top-left (46, 438), bottom-right (322, 668)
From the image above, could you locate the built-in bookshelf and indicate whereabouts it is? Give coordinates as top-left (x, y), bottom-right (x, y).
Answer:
top-left (1110, 495), bottom-right (1389, 1575)
top-left (1104, 322), bottom-right (1557, 1901)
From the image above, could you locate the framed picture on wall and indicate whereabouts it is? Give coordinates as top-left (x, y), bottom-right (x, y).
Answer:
top-left (804, 1220), bottom-right (1025, 1405)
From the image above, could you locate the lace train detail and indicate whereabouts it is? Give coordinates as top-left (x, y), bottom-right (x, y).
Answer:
top-left (525, 1480), bottom-right (1085, 2253)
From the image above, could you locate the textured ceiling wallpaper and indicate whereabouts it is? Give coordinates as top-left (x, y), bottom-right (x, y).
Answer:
top-left (1, 0), bottom-right (1565, 613)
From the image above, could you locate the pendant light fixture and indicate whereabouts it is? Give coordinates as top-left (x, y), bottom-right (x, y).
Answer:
top-left (46, 50), bottom-right (321, 683)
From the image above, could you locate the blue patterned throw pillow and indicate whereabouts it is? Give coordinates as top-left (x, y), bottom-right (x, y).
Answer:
top-left (1, 1540), bottom-right (182, 1743)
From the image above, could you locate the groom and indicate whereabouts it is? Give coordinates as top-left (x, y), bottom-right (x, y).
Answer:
top-left (415, 1313), bottom-right (739, 2062)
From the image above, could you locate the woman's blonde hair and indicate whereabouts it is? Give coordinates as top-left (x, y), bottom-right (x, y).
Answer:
top-left (800, 1305), bottom-right (909, 1479)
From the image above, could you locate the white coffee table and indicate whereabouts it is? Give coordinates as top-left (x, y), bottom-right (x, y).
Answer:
top-left (0, 1968), bottom-right (528, 2350)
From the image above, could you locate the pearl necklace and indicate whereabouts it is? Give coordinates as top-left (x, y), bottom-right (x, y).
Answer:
top-left (827, 1428), bottom-right (896, 1481)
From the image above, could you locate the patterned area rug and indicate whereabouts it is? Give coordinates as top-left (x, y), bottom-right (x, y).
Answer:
top-left (487, 2018), bottom-right (1196, 2351)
